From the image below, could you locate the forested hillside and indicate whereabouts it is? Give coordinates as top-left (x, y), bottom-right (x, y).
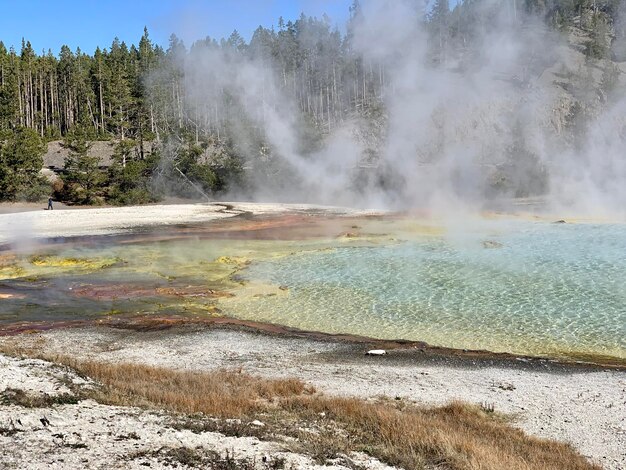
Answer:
top-left (0, 0), bottom-right (624, 207)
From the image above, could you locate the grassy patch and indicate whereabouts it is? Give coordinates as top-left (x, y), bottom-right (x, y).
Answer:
top-left (159, 447), bottom-right (206, 467)
top-left (62, 360), bottom-right (311, 417)
top-left (170, 416), bottom-right (269, 439)
top-left (0, 388), bottom-right (79, 408)
top-left (285, 396), bottom-right (594, 470)
top-left (130, 447), bottom-right (282, 469)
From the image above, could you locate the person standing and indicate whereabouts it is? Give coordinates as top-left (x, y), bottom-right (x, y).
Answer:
top-left (47, 197), bottom-right (53, 210)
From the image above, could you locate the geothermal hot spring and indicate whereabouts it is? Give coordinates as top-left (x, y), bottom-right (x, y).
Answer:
top-left (0, 212), bottom-right (624, 365)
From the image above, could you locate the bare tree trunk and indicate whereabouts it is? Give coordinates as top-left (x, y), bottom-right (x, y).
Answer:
top-left (120, 105), bottom-right (125, 140)
top-left (49, 74), bottom-right (54, 130)
top-left (43, 74), bottom-right (48, 132)
top-left (39, 72), bottom-right (44, 136)
top-left (326, 85), bottom-right (331, 132)
top-left (17, 74), bottom-right (24, 127)
top-left (29, 67), bottom-right (34, 129)
top-left (98, 64), bottom-right (104, 133)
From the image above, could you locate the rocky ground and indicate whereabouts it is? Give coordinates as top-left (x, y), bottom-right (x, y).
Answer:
top-left (0, 352), bottom-right (395, 470)
top-left (1, 325), bottom-right (624, 470)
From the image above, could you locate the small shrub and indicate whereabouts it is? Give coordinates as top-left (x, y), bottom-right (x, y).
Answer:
top-left (0, 388), bottom-right (79, 407)
top-left (15, 177), bottom-right (51, 202)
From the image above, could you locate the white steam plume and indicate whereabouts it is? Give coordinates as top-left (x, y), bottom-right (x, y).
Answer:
top-left (160, 0), bottom-right (626, 217)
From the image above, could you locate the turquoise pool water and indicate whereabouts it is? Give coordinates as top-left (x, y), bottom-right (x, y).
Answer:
top-left (233, 221), bottom-right (626, 361)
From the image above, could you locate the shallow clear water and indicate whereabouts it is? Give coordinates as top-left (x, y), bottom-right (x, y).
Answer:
top-left (2, 218), bottom-right (624, 362)
top-left (234, 221), bottom-right (626, 361)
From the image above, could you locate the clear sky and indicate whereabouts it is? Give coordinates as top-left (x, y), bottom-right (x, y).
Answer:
top-left (0, 0), bottom-right (354, 55)
top-left (0, 0), bottom-right (462, 56)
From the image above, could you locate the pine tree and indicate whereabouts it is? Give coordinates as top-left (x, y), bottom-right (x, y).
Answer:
top-left (62, 124), bottom-right (104, 203)
top-left (0, 43), bottom-right (20, 130)
top-left (107, 138), bottom-right (158, 204)
top-left (0, 127), bottom-right (47, 200)
top-left (106, 38), bottom-right (134, 139)
top-left (430, 0), bottom-right (450, 63)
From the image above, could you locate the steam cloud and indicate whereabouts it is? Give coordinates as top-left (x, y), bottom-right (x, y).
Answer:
top-left (161, 0), bottom-right (626, 217)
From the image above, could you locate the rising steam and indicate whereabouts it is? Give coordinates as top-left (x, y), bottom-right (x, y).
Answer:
top-left (158, 0), bottom-right (626, 216)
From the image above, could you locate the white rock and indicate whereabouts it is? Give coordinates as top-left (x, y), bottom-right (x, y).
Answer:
top-left (366, 350), bottom-right (387, 356)
top-left (249, 420), bottom-right (265, 427)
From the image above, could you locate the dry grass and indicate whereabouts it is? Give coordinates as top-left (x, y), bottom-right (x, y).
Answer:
top-left (0, 388), bottom-right (78, 408)
top-left (56, 358), bottom-right (311, 418)
top-left (130, 447), bottom-right (282, 469)
top-left (283, 396), bottom-right (597, 470)
top-left (0, 344), bottom-right (600, 470)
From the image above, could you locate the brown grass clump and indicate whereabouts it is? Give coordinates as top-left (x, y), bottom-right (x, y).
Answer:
top-left (57, 359), bottom-right (311, 417)
top-left (283, 396), bottom-right (597, 470)
top-left (0, 388), bottom-right (78, 408)
top-left (0, 345), bottom-right (599, 470)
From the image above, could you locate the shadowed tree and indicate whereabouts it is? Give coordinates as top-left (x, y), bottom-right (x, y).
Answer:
top-left (61, 124), bottom-right (104, 204)
top-left (0, 127), bottom-right (48, 200)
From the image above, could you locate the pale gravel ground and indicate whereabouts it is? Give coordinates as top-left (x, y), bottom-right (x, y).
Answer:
top-left (3, 327), bottom-right (625, 470)
top-left (0, 353), bottom-right (395, 470)
top-left (0, 354), bottom-right (86, 396)
top-left (0, 202), bottom-right (379, 245)
top-left (0, 204), bottom-right (230, 245)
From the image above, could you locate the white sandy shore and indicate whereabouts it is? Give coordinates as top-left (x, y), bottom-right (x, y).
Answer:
top-left (1, 327), bottom-right (625, 470)
top-left (0, 203), bottom-right (225, 244)
top-left (0, 202), bottom-right (379, 245)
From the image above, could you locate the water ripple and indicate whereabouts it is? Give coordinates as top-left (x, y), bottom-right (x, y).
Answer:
top-left (237, 222), bottom-right (626, 360)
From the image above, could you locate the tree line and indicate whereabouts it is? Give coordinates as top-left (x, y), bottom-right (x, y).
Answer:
top-left (0, 0), bottom-right (623, 204)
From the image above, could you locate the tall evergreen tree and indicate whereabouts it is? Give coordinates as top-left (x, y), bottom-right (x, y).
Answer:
top-left (0, 127), bottom-right (47, 200)
top-left (61, 125), bottom-right (104, 203)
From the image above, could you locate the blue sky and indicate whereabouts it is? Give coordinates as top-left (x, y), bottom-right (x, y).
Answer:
top-left (0, 0), bottom-right (461, 56)
top-left (0, 0), bottom-right (354, 55)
